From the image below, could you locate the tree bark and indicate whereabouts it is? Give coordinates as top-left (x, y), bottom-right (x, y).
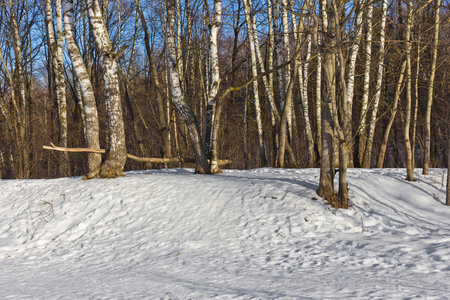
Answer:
top-left (165, 0), bottom-right (210, 174)
top-left (9, 1), bottom-right (29, 178)
top-left (377, 60), bottom-right (407, 168)
top-left (364, 0), bottom-right (387, 168)
top-left (344, 0), bottom-right (363, 168)
top-left (357, 2), bottom-right (373, 167)
top-left (404, 0), bottom-right (414, 181)
top-left (134, 0), bottom-right (171, 160)
top-left (412, 20), bottom-right (421, 170)
top-left (242, 0), bottom-right (267, 166)
top-left (204, 0), bottom-right (222, 174)
top-left (424, 0), bottom-right (441, 175)
top-left (291, 1), bottom-right (313, 167)
top-left (447, 127), bottom-right (450, 205)
top-left (316, 0), bottom-right (335, 199)
top-left (63, 0), bottom-right (101, 178)
top-left (86, 0), bottom-right (127, 178)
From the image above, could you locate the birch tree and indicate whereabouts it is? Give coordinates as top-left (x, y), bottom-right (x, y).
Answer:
top-left (404, 0), bottom-right (414, 181)
top-left (291, 0), bottom-right (314, 167)
top-left (5, 1), bottom-right (29, 178)
top-left (363, 0), bottom-right (387, 168)
top-left (134, 0), bottom-right (171, 160)
top-left (344, 0), bottom-right (363, 168)
top-left (63, 0), bottom-right (101, 178)
top-left (165, 0), bottom-right (210, 174)
top-left (447, 127), bottom-right (450, 205)
top-left (357, 1), bottom-right (373, 167)
top-left (423, 0), bottom-right (441, 175)
top-left (86, 0), bottom-right (127, 177)
top-left (315, 9), bottom-right (322, 161)
top-left (377, 60), bottom-right (407, 168)
top-left (44, 0), bottom-right (69, 176)
top-left (315, 0), bottom-right (335, 200)
top-left (204, 0), bottom-right (222, 174)
top-left (242, 0), bottom-right (267, 166)
top-left (250, 0), bottom-right (278, 166)
top-left (315, 0), bottom-right (356, 206)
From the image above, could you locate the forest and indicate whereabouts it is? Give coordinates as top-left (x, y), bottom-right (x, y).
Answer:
top-left (0, 0), bottom-right (449, 206)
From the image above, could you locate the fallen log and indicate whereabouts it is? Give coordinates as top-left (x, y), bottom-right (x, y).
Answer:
top-left (43, 143), bottom-right (231, 165)
top-left (126, 154), bottom-right (196, 163)
top-left (43, 143), bottom-right (105, 153)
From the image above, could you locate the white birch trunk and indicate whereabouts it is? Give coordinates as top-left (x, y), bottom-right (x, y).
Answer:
top-left (302, 34), bottom-right (314, 167)
top-left (8, 2), bottom-right (28, 178)
top-left (45, 0), bottom-right (69, 176)
top-left (86, 0), bottom-right (127, 177)
top-left (281, 0), bottom-right (293, 140)
top-left (281, 0), bottom-right (291, 91)
top-left (271, 0), bottom-right (285, 117)
top-left (134, 0), bottom-right (171, 159)
top-left (412, 25), bottom-right (420, 169)
top-left (316, 25), bottom-right (322, 160)
top-left (377, 60), bottom-right (407, 168)
top-left (291, 1), bottom-right (314, 167)
top-left (344, 0), bottom-right (363, 167)
top-left (404, 0), bottom-right (414, 181)
top-left (252, 0), bottom-right (278, 124)
top-left (447, 126), bottom-right (450, 205)
top-left (266, 0), bottom-right (278, 166)
top-left (176, 0), bottom-right (183, 88)
top-left (424, 0), bottom-right (441, 175)
top-left (56, 0), bottom-right (69, 176)
top-left (242, 0), bottom-right (267, 166)
top-left (357, 2), bottom-right (373, 167)
top-left (166, 0), bottom-right (210, 174)
top-left (63, 0), bottom-right (101, 178)
top-left (204, 0), bottom-right (222, 173)
top-left (364, 0), bottom-right (387, 168)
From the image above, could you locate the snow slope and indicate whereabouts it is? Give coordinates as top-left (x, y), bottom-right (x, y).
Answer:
top-left (0, 168), bottom-right (449, 299)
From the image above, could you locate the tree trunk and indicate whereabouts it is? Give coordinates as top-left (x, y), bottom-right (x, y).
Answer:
top-left (357, 2), bottom-right (373, 167)
top-left (412, 21), bottom-right (420, 170)
top-left (63, 0), bottom-right (101, 178)
top-left (87, 0), bottom-right (127, 177)
top-left (377, 60), bottom-right (407, 168)
top-left (315, 25), bottom-right (322, 162)
top-left (9, 1), bottom-right (29, 178)
top-left (344, 0), bottom-right (363, 168)
top-left (424, 0), bottom-right (441, 175)
top-left (302, 34), bottom-right (314, 167)
top-left (242, 0), bottom-right (267, 166)
top-left (364, 0), bottom-right (387, 168)
top-left (135, 0), bottom-right (171, 160)
top-left (291, 1), bottom-right (313, 167)
top-left (166, 0), bottom-right (210, 174)
top-left (447, 127), bottom-right (450, 205)
top-left (272, 0), bottom-right (285, 127)
top-left (45, 0), bottom-right (69, 176)
top-left (278, 60), bottom-right (299, 168)
top-left (204, 0), bottom-right (222, 174)
top-left (316, 0), bottom-right (335, 199)
top-left (55, 0), bottom-right (70, 176)
top-left (404, 0), bottom-right (414, 181)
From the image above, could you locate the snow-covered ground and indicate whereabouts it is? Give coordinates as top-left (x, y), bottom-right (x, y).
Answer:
top-left (0, 168), bottom-right (449, 299)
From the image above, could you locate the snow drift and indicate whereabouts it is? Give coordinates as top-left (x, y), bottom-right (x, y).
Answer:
top-left (0, 168), bottom-right (449, 299)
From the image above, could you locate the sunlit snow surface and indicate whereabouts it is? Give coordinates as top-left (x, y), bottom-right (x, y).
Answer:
top-left (0, 168), bottom-right (449, 299)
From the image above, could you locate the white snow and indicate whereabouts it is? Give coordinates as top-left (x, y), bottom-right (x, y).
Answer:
top-left (0, 168), bottom-right (449, 299)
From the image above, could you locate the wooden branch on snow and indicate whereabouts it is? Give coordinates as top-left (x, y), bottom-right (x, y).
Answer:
top-left (43, 143), bottom-right (231, 165)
